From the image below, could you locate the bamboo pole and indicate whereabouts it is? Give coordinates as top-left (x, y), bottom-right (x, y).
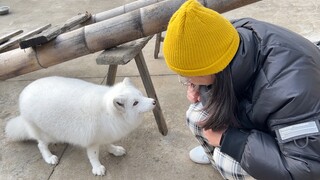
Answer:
top-left (0, 0), bottom-right (165, 53)
top-left (0, 0), bottom-right (162, 53)
top-left (89, 0), bottom-right (165, 24)
top-left (0, 0), bottom-right (260, 80)
top-left (8, 0), bottom-right (165, 51)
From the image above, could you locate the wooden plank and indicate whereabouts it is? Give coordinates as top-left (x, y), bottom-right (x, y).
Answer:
top-left (0, 24), bottom-right (51, 53)
top-left (96, 36), bottom-right (152, 65)
top-left (61, 12), bottom-right (92, 32)
top-left (0, 30), bottom-right (23, 45)
top-left (19, 26), bottom-right (62, 49)
top-left (19, 12), bottom-right (92, 49)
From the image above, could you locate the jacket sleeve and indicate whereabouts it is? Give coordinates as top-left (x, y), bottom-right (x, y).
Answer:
top-left (220, 43), bottom-right (320, 179)
top-left (221, 128), bottom-right (293, 179)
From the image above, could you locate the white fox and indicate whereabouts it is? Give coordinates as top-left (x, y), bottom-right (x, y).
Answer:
top-left (5, 76), bottom-right (156, 176)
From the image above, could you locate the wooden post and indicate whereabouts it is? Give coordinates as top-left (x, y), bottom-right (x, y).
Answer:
top-left (154, 32), bottom-right (164, 59)
top-left (0, 0), bottom-right (261, 80)
top-left (134, 51), bottom-right (168, 135)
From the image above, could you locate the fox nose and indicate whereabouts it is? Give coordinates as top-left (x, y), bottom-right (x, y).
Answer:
top-left (152, 100), bottom-right (156, 105)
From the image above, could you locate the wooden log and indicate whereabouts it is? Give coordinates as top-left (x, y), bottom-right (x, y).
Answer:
top-left (0, 30), bottom-right (23, 45)
top-left (0, 24), bottom-right (51, 53)
top-left (19, 12), bottom-right (91, 49)
top-left (0, 0), bottom-right (261, 80)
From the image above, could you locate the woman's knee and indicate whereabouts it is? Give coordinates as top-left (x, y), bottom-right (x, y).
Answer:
top-left (213, 148), bottom-right (254, 180)
top-left (186, 102), bottom-right (207, 124)
top-left (186, 102), bottom-right (208, 137)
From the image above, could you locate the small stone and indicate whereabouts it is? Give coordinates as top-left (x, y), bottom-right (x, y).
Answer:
top-left (0, 6), bottom-right (10, 15)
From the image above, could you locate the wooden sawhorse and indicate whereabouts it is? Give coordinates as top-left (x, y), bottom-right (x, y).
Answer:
top-left (96, 36), bottom-right (168, 136)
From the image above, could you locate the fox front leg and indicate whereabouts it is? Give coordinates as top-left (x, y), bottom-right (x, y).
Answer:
top-left (87, 145), bottom-right (105, 176)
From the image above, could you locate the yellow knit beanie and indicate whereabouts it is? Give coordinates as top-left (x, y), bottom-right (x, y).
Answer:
top-left (163, 0), bottom-right (240, 76)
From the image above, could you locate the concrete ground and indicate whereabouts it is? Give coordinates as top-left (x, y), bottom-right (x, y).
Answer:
top-left (0, 0), bottom-right (319, 179)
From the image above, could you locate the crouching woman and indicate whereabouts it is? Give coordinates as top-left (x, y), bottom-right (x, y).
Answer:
top-left (163, 0), bottom-right (320, 179)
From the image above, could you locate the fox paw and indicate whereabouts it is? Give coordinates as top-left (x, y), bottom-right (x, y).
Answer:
top-left (110, 146), bottom-right (126, 156)
top-left (45, 155), bottom-right (59, 165)
top-left (92, 165), bottom-right (106, 176)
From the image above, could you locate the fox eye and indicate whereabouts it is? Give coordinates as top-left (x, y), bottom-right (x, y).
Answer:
top-left (133, 101), bottom-right (139, 106)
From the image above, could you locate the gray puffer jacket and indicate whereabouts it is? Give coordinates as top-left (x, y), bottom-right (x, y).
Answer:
top-left (219, 18), bottom-right (320, 180)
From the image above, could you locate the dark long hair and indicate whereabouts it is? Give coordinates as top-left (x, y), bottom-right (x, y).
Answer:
top-left (200, 67), bottom-right (239, 131)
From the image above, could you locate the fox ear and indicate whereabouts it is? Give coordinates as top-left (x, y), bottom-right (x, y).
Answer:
top-left (113, 96), bottom-right (126, 111)
top-left (122, 77), bottom-right (133, 86)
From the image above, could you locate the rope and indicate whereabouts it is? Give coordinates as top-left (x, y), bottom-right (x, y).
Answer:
top-left (33, 46), bottom-right (47, 69)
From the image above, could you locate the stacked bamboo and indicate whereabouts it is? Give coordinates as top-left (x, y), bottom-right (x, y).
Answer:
top-left (0, 0), bottom-right (164, 53)
top-left (0, 0), bottom-right (260, 80)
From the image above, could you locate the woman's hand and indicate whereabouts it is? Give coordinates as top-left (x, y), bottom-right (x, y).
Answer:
top-left (187, 85), bottom-right (200, 103)
top-left (203, 128), bottom-right (227, 147)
